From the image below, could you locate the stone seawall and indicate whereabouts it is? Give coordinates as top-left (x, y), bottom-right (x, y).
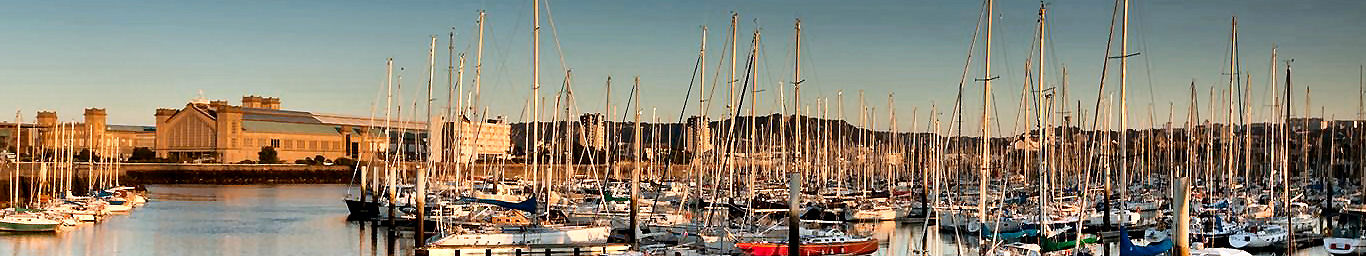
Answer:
top-left (121, 164), bottom-right (353, 184)
top-left (7, 163), bottom-right (353, 185)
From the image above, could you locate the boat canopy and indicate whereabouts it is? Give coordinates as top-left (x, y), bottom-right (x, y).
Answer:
top-left (460, 196), bottom-right (538, 213)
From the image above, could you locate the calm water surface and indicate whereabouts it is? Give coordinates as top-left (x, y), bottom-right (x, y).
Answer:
top-left (0, 184), bottom-right (414, 256)
top-left (0, 184), bottom-right (1331, 256)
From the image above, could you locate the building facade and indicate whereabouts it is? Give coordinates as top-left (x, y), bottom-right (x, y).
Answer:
top-left (0, 108), bottom-right (155, 159)
top-left (154, 96), bottom-right (427, 163)
top-left (429, 115), bottom-right (513, 163)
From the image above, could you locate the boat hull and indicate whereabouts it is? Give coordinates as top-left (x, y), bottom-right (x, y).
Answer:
top-left (1325, 238), bottom-right (1364, 255)
top-left (736, 239), bottom-right (879, 256)
top-left (345, 199), bottom-right (381, 218)
top-left (0, 220), bottom-right (59, 232)
top-left (430, 226), bottom-right (611, 246)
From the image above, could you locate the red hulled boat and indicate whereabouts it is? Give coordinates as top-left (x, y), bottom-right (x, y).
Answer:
top-left (736, 230), bottom-right (879, 256)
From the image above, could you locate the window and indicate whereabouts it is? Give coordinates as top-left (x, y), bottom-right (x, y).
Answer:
top-left (270, 139), bottom-right (280, 148)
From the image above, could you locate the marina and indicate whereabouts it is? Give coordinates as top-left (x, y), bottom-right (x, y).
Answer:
top-left (2, 0), bottom-right (1366, 256)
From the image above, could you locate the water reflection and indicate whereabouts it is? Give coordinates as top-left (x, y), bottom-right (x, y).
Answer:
top-left (0, 184), bottom-right (415, 256)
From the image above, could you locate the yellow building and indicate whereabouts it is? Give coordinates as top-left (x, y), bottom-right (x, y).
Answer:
top-left (154, 96), bottom-right (426, 163)
top-left (1, 108), bottom-right (155, 159)
top-left (429, 115), bottom-right (513, 163)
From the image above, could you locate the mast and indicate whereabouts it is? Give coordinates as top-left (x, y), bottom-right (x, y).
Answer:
top-left (978, 0), bottom-right (994, 226)
top-left (416, 35), bottom-right (436, 248)
top-left (696, 25), bottom-right (707, 177)
top-left (383, 58), bottom-right (395, 225)
top-left (1285, 59), bottom-right (1296, 254)
top-left (474, 10), bottom-right (486, 116)
top-left (793, 18), bottom-right (803, 173)
top-left (788, 18), bottom-right (803, 256)
top-left (13, 111), bottom-right (19, 206)
top-left (629, 77), bottom-right (642, 247)
top-left (1226, 17), bottom-right (1238, 196)
top-left (448, 28), bottom-right (461, 180)
top-left (531, 0), bottom-right (543, 222)
top-left (1118, 0), bottom-right (1130, 202)
top-left (1036, 1), bottom-right (1049, 236)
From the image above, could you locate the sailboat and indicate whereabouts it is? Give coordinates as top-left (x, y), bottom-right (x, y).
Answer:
top-left (1119, 226), bottom-right (1173, 256)
top-left (1324, 205), bottom-right (1366, 255)
top-left (428, 0), bottom-right (610, 247)
top-left (0, 208), bottom-right (60, 232)
top-left (735, 229), bottom-right (879, 256)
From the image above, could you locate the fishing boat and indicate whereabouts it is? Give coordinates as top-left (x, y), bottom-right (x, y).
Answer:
top-left (0, 209), bottom-right (61, 232)
top-left (735, 229), bottom-right (878, 256)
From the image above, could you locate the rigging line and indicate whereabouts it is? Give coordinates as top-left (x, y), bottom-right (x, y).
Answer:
top-left (704, 21), bottom-right (736, 120)
top-left (1087, 0), bottom-right (1122, 133)
top-left (949, 0), bottom-right (990, 141)
top-left (541, 0), bottom-right (571, 74)
top-left (483, 0), bottom-right (528, 106)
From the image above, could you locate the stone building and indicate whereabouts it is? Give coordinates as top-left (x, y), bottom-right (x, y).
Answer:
top-left (153, 96), bottom-right (427, 163)
top-left (0, 108), bottom-right (155, 159)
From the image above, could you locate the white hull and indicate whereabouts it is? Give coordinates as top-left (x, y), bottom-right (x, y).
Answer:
top-left (1229, 225), bottom-right (1287, 249)
top-left (848, 208), bottom-right (897, 221)
top-left (1084, 210), bottom-right (1141, 226)
top-left (1325, 238), bottom-right (1365, 255)
top-left (430, 226), bottom-right (610, 246)
top-left (1191, 248), bottom-right (1253, 256)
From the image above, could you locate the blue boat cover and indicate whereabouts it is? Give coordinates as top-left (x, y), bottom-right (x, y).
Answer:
top-left (1119, 226), bottom-right (1173, 256)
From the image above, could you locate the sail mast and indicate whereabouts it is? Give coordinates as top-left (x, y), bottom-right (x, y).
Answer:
top-left (530, 0), bottom-right (543, 222)
top-left (1226, 17), bottom-right (1238, 195)
top-left (788, 19), bottom-right (803, 256)
top-left (416, 35), bottom-right (436, 248)
top-left (978, 0), bottom-right (994, 226)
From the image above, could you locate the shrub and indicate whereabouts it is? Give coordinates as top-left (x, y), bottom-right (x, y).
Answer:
top-left (257, 147), bottom-right (279, 164)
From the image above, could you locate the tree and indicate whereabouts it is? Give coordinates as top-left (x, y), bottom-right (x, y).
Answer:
top-left (75, 149), bottom-right (94, 162)
top-left (129, 147), bottom-right (156, 162)
top-left (258, 146), bottom-right (279, 164)
top-left (333, 157), bottom-right (356, 167)
top-left (312, 155), bottom-right (327, 165)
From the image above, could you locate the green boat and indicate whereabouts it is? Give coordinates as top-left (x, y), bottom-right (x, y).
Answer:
top-left (1041, 233), bottom-right (1099, 252)
top-left (0, 209), bottom-right (61, 232)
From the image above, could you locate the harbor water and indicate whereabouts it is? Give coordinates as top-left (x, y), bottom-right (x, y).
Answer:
top-left (0, 184), bottom-right (1334, 256)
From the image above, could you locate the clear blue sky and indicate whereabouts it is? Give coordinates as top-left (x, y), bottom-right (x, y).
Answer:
top-left (2, 0), bottom-right (1363, 135)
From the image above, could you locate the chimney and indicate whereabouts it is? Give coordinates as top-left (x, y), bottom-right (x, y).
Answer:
top-left (263, 97), bottom-right (281, 110)
top-left (242, 96), bottom-right (261, 108)
top-left (210, 100), bottom-right (228, 111)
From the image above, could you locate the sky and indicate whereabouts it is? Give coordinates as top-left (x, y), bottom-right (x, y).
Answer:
top-left (1, 0), bottom-right (1364, 135)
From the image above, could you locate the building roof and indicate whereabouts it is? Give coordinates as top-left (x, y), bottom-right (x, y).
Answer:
top-left (107, 125), bottom-right (155, 132)
top-left (241, 120), bottom-right (341, 135)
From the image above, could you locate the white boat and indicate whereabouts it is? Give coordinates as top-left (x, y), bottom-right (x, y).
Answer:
top-left (0, 211), bottom-right (61, 232)
top-left (428, 225), bottom-right (610, 246)
top-left (1324, 206), bottom-right (1366, 255)
top-left (1190, 247), bottom-right (1253, 256)
top-left (1229, 224), bottom-right (1287, 249)
top-left (846, 206), bottom-right (897, 221)
top-left (1084, 209), bottom-right (1141, 227)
